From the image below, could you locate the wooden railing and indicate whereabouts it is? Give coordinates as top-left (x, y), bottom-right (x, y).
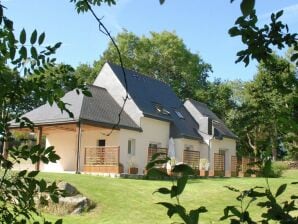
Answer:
top-left (84, 146), bottom-right (120, 166)
top-left (183, 150), bottom-right (200, 168)
top-left (147, 147), bottom-right (168, 163)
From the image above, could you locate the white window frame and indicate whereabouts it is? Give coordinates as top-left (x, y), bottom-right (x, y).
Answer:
top-left (128, 139), bottom-right (136, 156)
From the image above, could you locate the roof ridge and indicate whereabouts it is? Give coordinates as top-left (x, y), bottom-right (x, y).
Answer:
top-left (106, 62), bottom-right (171, 88)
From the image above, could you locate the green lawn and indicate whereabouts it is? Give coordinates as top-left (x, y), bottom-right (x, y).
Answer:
top-left (39, 170), bottom-right (298, 224)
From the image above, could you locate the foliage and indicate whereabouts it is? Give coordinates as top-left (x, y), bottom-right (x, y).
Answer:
top-left (196, 79), bottom-right (236, 120)
top-left (158, 0), bottom-right (298, 66)
top-left (146, 153), bottom-right (207, 223)
top-left (221, 181), bottom-right (298, 223)
top-left (229, 9), bottom-right (298, 66)
top-left (226, 55), bottom-right (297, 159)
top-left (147, 154), bottom-right (297, 224)
top-left (0, 3), bottom-right (87, 223)
top-left (78, 31), bottom-right (212, 100)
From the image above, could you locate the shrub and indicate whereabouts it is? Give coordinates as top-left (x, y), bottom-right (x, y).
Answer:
top-left (265, 161), bottom-right (288, 178)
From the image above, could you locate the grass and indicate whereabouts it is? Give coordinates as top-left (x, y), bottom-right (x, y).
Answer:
top-left (38, 170), bottom-right (298, 224)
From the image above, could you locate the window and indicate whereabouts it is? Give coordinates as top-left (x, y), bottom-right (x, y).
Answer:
top-left (98, 139), bottom-right (106, 147)
top-left (184, 144), bottom-right (194, 151)
top-left (152, 102), bottom-right (170, 115)
top-left (175, 110), bottom-right (184, 119)
top-left (149, 142), bottom-right (161, 149)
top-left (128, 139), bottom-right (136, 156)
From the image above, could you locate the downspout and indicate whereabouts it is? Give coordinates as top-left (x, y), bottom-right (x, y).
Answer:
top-left (76, 121), bottom-right (82, 174)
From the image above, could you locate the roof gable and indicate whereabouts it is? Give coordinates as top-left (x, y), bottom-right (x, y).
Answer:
top-left (107, 62), bottom-right (202, 140)
top-left (186, 99), bottom-right (237, 139)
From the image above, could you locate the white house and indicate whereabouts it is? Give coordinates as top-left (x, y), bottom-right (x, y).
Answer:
top-left (11, 62), bottom-right (238, 176)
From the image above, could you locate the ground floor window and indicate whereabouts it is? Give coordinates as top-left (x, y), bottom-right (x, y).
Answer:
top-left (128, 139), bottom-right (136, 156)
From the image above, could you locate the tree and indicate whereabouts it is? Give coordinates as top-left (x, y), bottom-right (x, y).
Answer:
top-left (78, 31), bottom-right (212, 100)
top-left (227, 55), bottom-right (297, 159)
top-left (195, 79), bottom-right (235, 120)
top-left (0, 3), bottom-right (88, 223)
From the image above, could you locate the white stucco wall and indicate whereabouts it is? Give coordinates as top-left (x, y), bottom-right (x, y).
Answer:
top-left (173, 138), bottom-right (208, 163)
top-left (93, 63), bottom-right (143, 126)
top-left (210, 137), bottom-right (236, 174)
top-left (42, 131), bottom-right (77, 172)
top-left (79, 128), bottom-right (120, 172)
top-left (119, 117), bottom-right (170, 174)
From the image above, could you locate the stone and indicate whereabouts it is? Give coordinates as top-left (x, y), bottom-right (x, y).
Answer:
top-left (38, 182), bottom-right (94, 215)
top-left (59, 194), bottom-right (92, 215)
top-left (57, 181), bottom-right (79, 196)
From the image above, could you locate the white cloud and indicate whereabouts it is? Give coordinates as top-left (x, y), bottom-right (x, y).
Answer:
top-left (97, 0), bottom-right (133, 34)
top-left (260, 3), bottom-right (298, 24)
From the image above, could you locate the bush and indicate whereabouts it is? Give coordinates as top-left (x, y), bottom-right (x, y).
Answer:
top-left (266, 161), bottom-right (288, 178)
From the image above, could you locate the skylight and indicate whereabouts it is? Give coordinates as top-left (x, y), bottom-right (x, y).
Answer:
top-left (153, 103), bottom-right (170, 116)
top-left (175, 110), bottom-right (184, 119)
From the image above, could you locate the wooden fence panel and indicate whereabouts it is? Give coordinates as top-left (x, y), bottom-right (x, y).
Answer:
top-left (183, 150), bottom-right (200, 169)
top-left (147, 147), bottom-right (168, 163)
top-left (231, 156), bottom-right (237, 177)
top-left (214, 153), bottom-right (224, 176)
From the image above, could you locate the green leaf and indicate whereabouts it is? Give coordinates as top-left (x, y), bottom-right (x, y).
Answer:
top-left (4, 18), bottom-right (13, 30)
top-left (20, 28), bottom-right (26, 44)
top-left (275, 184), bottom-right (287, 198)
top-left (154, 187), bottom-right (171, 195)
top-left (49, 153), bottom-right (60, 163)
top-left (146, 168), bottom-right (168, 178)
top-left (50, 194), bottom-right (59, 203)
top-left (53, 42), bottom-right (62, 49)
top-left (176, 175), bottom-right (188, 196)
top-left (31, 47), bottom-right (38, 59)
top-left (275, 10), bottom-right (283, 19)
top-left (229, 27), bottom-right (240, 37)
top-left (19, 46), bottom-right (27, 59)
top-left (229, 206), bottom-right (242, 217)
top-left (18, 170), bottom-right (27, 177)
top-left (82, 90), bottom-right (92, 97)
top-left (55, 219), bottom-right (63, 224)
top-left (38, 32), bottom-right (45, 45)
top-left (290, 53), bottom-right (298, 62)
top-left (30, 30), bottom-right (37, 44)
top-left (240, 0), bottom-right (255, 16)
top-left (172, 164), bottom-right (194, 175)
top-left (28, 170), bottom-right (40, 178)
top-left (39, 179), bottom-right (47, 192)
top-left (189, 207), bottom-right (207, 223)
top-left (146, 159), bottom-right (169, 170)
top-left (157, 202), bottom-right (176, 218)
top-left (9, 47), bottom-right (16, 60)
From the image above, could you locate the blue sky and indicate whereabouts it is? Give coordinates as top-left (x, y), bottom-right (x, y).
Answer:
top-left (4, 0), bottom-right (298, 81)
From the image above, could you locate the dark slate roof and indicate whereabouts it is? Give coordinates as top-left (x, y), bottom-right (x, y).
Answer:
top-left (187, 99), bottom-right (237, 139)
top-left (108, 62), bottom-right (202, 140)
top-left (11, 85), bottom-right (140, 131)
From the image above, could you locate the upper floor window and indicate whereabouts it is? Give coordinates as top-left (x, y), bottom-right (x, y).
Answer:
top-left (98, 139), bottom-right (106, 147)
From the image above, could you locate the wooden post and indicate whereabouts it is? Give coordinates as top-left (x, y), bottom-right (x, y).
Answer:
top-left (75, 122), bottom-right (82, 174)
top-left (36, 127), bottom-right (43, 171)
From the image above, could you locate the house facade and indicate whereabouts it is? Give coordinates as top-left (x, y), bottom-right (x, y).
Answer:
top-left (11, 62), bottom-right (237, 176)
